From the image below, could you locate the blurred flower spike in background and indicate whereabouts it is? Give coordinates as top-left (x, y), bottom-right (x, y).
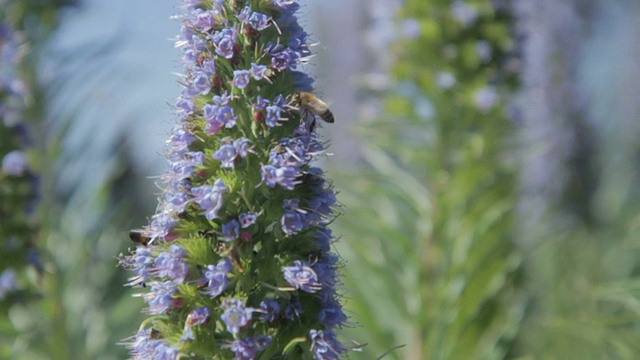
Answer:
top-left (1, 12), bottom-right (42, 312)
top-left (118, 0), bottom-right (348, 358)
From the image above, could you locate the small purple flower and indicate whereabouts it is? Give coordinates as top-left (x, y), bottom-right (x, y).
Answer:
top-left (271, 49), bottom-right (295, 71)
top-left (205, 118), bottom-right (224, 135)
top-left (193, 9), bottom-right (216, 32)
top-left (237, 6), bottom-right (252, 23)
top-left (223, 336), bottom-right (272, 360)
top-left (143, 281), bottom-right (178, 315)
top-left (212, 28), bottom-right (238, 59)
top-left (216, 37), bottom-right (235, 58)
top-left (2, 150), bottom-right (28, 176)
top-left (203, 104), bottom-right (224, 135)
top-left (175, 97), bottom-right (195, 119)
top-left (147, 211), bottom-right (178, 242)
top-left (202, 258), bottom-right (232, 298)
top-left (202, 104), bottom-right (219, 121)
top-left (164, 191), bottom-right (190, 214)
top-left (189, 306), bottom-right (211, 326)
top-left (250, 63), bottom-right (267, 80)
top-left (154, 344), bottom-right (179, 360)
top-left (125, 329), bottom-right (176, 359)
top-left (283, 260), bottom-right (321, 293)
top-left (154, 245), bottom-right (189, 283)
top-left (258, 299), bottom-right (281, 322)
top-left (212, 92), bottom-right (232, 105)
top-left (309, 330), bottom-right (342, 360)
top-left (226, 338), bottom-right (257, 360)
top-left (221, 219), bottom-right (240, 242)
top-left (265, 105), bottom-right (284, 127)
top-left (273, 94), bottom-right (287, 108)
top-left (191, 179), bottom-right (226, 220)
top-left (180, 306), bottom-right (211, 342)
top-left (239, 212), bottom-right (259, 228)
top-left (202, 59), bottom-right (216, 76)
top-left (281, 210), bottom-right (305, 235)
top-left (191, 71), bottom-right (212, 95)
top-left (234, 139), bottom-right (252, 158)
top-left (217, 105), bottom-right (237, 128)
top-left (249, 12), bottom-right (270, 31)
top-left (167, 125), bottom-right (195, 154)
top-left (253, 96), bottom-right (270, 111)
top-left (122, 247), bottom-right (155, 286)
top-left (260, 165), bottom-right (299, 190)
top-left (213, 143), bottom-right (238, 168)
top-left (232, 69), bottom-right (251, 89)
top-left (0, 269), bottom-right (17, 300)
top-left (221, 299), bottom-right (256, 335)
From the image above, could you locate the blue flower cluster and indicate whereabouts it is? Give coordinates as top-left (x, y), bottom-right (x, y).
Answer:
top-left (119, 1), bottom-right (347, 359)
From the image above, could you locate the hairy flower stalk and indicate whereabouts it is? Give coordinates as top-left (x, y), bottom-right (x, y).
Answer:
top-left (119, 1), bottom-right (347, 358)
top-left (0, 19), bottom-right (41, 304)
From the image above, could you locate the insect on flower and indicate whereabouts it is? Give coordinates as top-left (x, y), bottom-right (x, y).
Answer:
top-left (129, 229), bottom-right (151, 246)
top-left (290, 91), bottom-right (335, 125)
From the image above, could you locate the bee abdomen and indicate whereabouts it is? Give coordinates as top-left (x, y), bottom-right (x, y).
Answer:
top-left (319, 109), bottom-right (334, 123)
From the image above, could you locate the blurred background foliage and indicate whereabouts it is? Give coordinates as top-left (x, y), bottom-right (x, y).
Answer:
top-left (1, 0), bottom-right (640, 359)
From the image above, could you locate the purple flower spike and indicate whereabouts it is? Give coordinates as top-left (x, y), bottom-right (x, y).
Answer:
top-left (121, 0), bottom-right (348, 356)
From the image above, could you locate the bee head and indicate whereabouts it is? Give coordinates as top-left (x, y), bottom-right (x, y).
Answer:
top-left (290, 91), bottom-right (301, 105)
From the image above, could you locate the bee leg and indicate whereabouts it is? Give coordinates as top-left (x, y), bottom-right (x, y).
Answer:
top-left (299, 109), bottom-right (316, 132)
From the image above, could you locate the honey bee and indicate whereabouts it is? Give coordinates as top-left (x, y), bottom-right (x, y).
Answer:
top-left (129, 229), bottom-right (151, 246)
top-left (291, 91), bottom-right (334, 124)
